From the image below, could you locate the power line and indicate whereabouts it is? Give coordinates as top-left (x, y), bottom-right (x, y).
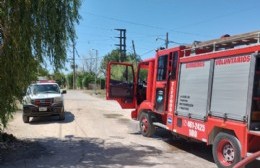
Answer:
top-left (140, 49), bottom-right (155, 56)
top-left (84, 11), bottom-right (210, 37)
top-left (171, 6), bottom-right (258, 30)
top-left (74, 55), bottom-right (105, 60)
top-left (130, 34), bottom-right (164, 40)
top-left (85, 12), bottom-right (163, 29)
top-left (83, 6), bottom-right (258, 38)
top-left (79, 38), bottom-right (115, 42)
top-left (78, 23), bottom-right (168, 40)
top-left (75, 48), bottom-right (80, 58)
top-left (77, 24), bottom-right (114, 32)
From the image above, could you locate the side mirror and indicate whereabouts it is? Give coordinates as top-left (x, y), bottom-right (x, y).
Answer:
top-left (22, 90), bottom-right (26, 96)
top-left (61, 90), bottom-right (67, 94)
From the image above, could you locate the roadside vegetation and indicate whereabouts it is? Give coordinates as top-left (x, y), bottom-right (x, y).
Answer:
top-left (67, 49), bottom-right (141, 96)
top-left (0, 0), bottom-right (141, 140)
top-left (0, 1), bottom-right (81, 132)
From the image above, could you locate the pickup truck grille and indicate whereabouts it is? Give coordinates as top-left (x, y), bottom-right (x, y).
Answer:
top-left (33, 98), bottom-right (53, 107)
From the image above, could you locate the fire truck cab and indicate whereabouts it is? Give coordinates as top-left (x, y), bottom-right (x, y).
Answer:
top-left (106, 31), bottom-right (260, 168)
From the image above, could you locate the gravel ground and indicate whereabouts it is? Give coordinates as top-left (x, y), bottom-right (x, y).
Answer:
top-left (1, 90), bottom-right (217, 168)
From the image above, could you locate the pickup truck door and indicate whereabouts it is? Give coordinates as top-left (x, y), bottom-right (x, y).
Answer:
top-left (106, 62), bottom-right (136, 109)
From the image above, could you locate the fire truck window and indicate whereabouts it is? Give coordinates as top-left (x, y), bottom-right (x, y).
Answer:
top-left (137, 69), bottom-right (148, 105)
top-left (110, 65), bottom-right (133, 83)
top-left (171, 52), bottom-right (178, 80)
top-left (110, 64), bottom-right (134, 98)
top-left (157, 55), bottom-right (168, 81)
top-left (138, 69), bottom-right (148, 84)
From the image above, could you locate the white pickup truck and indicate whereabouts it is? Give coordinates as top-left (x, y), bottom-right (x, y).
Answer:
top-left (22, 80), bottom-right (66, 123)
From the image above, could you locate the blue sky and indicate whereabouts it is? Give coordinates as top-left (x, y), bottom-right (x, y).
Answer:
top-left (68, 0), bottom-right (260, 72)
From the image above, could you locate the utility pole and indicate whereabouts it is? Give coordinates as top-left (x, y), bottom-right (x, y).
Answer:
top-left (132, 40), bottom-right (138, 66)
top-left (89, 51), bottom-right (92, 72)
top-left (156, 32), bottom-right (169, 49)
top-left (92, 49), bottom-right (98, 94)
top-left (115, 29), bottom-right (126, 62)
top-left (132, 40), bottom-right (137, 58)
top-left (166, 32), bottom-right (169, 48)
top-left (72, 42), bottom-right (76, 90)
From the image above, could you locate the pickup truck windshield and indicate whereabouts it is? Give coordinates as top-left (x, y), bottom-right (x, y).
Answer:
top-left (33, 84), bottom-right (60, 94)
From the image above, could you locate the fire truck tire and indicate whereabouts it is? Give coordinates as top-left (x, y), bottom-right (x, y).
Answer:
top-left (23, 115), bottom-right (29, 123)
top-left (139, 112), bottom-right (155, 137)
top-left (212, 132), bottom-right (241, 168)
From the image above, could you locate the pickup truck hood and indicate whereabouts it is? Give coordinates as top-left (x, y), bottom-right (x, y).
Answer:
top-left (30, 93), bottom-right (61, 99)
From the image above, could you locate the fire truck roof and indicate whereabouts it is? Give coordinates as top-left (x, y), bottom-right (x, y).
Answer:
top-left (188, 30), bottom-right (260, 50)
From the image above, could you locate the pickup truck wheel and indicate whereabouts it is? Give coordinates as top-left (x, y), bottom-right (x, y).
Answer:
top-left (59, 108), bottom-right (65, 121)
top-left (139, 112), bottom-right (155, 137)
top-left (23, 115), bottom-right (29, 123)
top-left (213, 132), bottom-right (241, 168)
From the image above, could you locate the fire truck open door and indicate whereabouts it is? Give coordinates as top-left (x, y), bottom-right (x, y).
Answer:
top-left (106, 62), bottom-right (136, 109)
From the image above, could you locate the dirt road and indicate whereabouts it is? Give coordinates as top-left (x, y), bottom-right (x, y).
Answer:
top-left (2, 90), bottom-right (216, 168)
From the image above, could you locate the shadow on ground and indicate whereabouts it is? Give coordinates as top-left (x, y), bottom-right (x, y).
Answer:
top-left (158, 129), bottom-right (259, 168)
top-left (166, 136), bottom-right (214, 163)
top-left (1, 136), bottom-right (163, 168)
top-left (29, 111), bottom-right (75, 125)
top-left (155, 128), bottom-right (214, 163)
top-left (132, 128), bottom-right (214, 164)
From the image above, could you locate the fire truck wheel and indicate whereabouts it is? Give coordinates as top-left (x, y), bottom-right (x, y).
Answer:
top-left (23, 115), bottom-right (29, 123)
top-left (139, 112), bottom-right (155, 137)
top-left (213, 132), bottom-right (241, 168)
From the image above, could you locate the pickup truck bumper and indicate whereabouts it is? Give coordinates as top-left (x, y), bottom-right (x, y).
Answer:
top-left (23, 103), bottom-right (64, 117)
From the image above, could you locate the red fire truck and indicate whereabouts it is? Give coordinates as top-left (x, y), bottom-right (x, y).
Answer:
top-left (106, 31), bottom-right (260, 168)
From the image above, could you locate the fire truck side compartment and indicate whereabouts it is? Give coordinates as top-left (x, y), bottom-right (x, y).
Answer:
top-left (176, 54), bottom-right (256, 122)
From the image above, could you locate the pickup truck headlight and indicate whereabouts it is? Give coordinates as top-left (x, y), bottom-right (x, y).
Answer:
top-left (54, 97), bottom-right (62, 103)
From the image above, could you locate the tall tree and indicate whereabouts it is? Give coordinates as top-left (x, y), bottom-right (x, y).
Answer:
top-left (0, 0), bottom-right (81, 129)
